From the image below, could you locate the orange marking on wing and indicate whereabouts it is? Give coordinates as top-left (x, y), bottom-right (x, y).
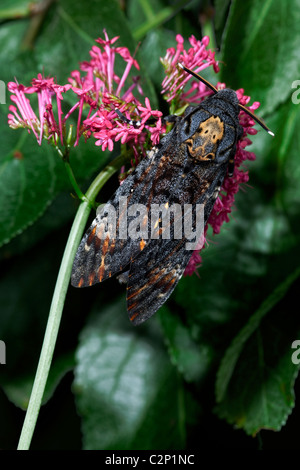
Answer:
top-left (102, 234), bottom-right (110, 255)
top-left (89, 272), bottom-right (96, 286)
top-left (128, 303), bottom-right (137, 311)
top-left (139, 239), bottom-right (147, 251)
top-left (127, 265), bottom-right (176, 304)
top-left (78, 277), bottom-right (84, 287)
top-left (98, 262), bottom-right (105, 282)
top-left (127, 282), bottom-right (148, 300)
top-left (87, 225), bottom-right (97, 245)
top-left (129, 311), bottom-right (140, 322)
top-left (127, 268), bottom-right (166, 302)
top-left (94, 232), bottom-right (102, 251)
top-left (161, 276), bottom-right (176, 292)
top-left (109, 239), bottom-right (116, 254)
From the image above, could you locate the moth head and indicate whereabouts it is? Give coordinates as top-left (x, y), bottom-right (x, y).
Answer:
top-left (215, 89), bottom-right (239, 106)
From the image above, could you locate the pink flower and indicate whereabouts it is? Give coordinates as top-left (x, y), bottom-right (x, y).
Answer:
top-left (8, 74), bottom-right (72, 146)
top-left (160, 34), bottom-right (219, 104)
top-left (7, 30), bottom-right (164, 159)
top-left (184, 251), bottom-right (202, 277)
top-left (68, 30), bottom-right (164, 158)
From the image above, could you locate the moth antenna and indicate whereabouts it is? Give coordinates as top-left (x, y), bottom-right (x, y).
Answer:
top-left (238, 103), bottom-right (274, 136)
top-left (178, 63), bottom-right (275, 137)
top-left (178, 63), bottom-right (218, 94)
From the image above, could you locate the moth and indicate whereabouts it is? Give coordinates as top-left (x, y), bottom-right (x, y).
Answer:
top-left (71, 65), bottom-right (273, 325)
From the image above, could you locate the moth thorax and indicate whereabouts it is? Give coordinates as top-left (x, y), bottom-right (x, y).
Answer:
top-left (185, 116), bottom-right (224, 162)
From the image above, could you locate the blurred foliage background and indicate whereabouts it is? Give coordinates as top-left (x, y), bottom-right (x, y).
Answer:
top-left (1, 0), bottom-right (300, 450)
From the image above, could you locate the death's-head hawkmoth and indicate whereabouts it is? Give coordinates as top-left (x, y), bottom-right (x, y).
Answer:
top-left (71, 65), bottom-right (273, 325)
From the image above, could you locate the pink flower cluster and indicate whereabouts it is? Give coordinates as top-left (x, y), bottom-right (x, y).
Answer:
top-left (8, 30), bottom-right (163, 160)
top-left (161, 34), bottom-right (219, 104)
top-left (7, 31), bottom-right (260, 277)
top-left (8, 78), bottom-right (72, 146)
top-left (70, 31), bottom-right (164, 153)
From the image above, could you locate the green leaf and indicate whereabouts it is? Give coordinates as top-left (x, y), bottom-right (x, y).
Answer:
top-left (214, 0), bottom-right (231, 30)
top-left (137, 29), bottom-right (177, 90)
top-left (215, 266), bottom-right (300, 435)
top-left (0, 128), bottom-right (107, 247)
top-left (0, 1), bottom-right (35, 20)
top-left (220, 0), bottom-right (300, 115)
top-left (2, 352), bottom-right (75, 410)
top-left (73, 299), bottom-right (187, 450)
top-left (213, 0), bottom-right (231, 46)
top-left (131, 0), bottom-right (193, 41)
top-left (0, 131), bottom-right (55, 246)
top-left (159, 306), bottom-right (214, 383)
top-left (0, 191), bottom-right (78, 258)
top-left (0, 232), bottom-right (70, 374)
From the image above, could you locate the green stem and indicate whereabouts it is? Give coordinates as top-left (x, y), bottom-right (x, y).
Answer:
top-left (17, 154), bottom-right (126, 450)
top-left (64, 160), bottom-right (92, 206)
top-left (132, 0), bottom-right (190, 40)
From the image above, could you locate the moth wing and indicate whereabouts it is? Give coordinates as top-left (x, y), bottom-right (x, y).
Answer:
top-left (126, 236), bottom-right (192, 325)
top-left (71, 148), bottom-right (161, 288)
top-left (125, 163), bottom-right (230, 325)
top-left (71, 202), bottom-right (131, 288)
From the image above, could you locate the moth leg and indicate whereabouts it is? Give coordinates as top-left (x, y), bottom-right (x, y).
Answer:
top-left (115, 108), bottom-right (143, 128)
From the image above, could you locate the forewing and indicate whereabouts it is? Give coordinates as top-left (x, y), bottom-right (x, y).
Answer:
top-left (71, 150), bottom-right (158, 288)
top-left (71, 144), bottom-right (180, 288)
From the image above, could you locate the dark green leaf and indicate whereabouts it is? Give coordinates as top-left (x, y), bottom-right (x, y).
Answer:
top-left (215, 266), bottom-right (300, 435)
top-left (159, 306), bottom-right (214, 383)
top-left (0, 232), bottom-right (67, 374)
top-left (0, 127), bottom-right (108, 247)
top-left (214, 0), bottom-right (231, 30)
top-left (220, 0), bottom-right (300, 115)
top-left (2, 352), bottom-right (75, 410)
top-left (138, 29), bottom-right (177, 90)
top-left (73, 299), bottom-right (187, 450)
top-left (0, 1), bottom-right (36, 20)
